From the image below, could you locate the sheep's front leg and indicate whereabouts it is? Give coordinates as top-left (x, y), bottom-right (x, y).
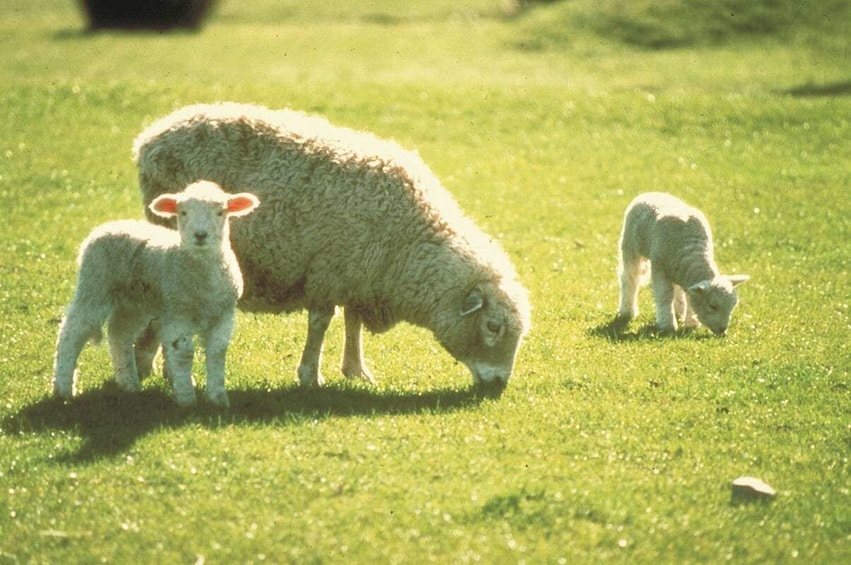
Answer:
top-left (651, 268), bottom-right (677, 334)
top-left (161, 326), bottom-right (197, 406)
top-left (203, 314), bottom-right (234, 408)
top-left (108, 311), bottom-right (144, 392)
top-left (297, 305), bottom-right (333, 387)
top-left (341, 308), bottom-right (375, 385)
top-left (677, 288), bottom-right (700, 328)
top-left (617, 254), bottom-right (642, 320)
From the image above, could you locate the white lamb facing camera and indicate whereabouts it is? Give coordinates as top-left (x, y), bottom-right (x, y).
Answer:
top-left (617, 192), bottom-right (749, 335)
top-left (51, 180), bottom-right (259, 407)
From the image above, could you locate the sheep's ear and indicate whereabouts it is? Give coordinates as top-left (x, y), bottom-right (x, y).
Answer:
top-left (687, 280), bottom-right (711, 294)
top-left (150, 195), bottom-right (179, 218)
top-left (728, 274), bottom-right (750, 288)
top-left (461, 288), bottom-right (485, 316)
top-left (226, 193), bottom-right (260, 217)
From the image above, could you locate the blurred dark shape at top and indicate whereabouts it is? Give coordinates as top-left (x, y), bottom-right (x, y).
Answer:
top-left (79, 0), bottom-right (218, 31)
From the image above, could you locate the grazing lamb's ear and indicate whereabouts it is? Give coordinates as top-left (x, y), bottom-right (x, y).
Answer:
top-left (461, 288), bottom-right (485, 316)
top-left (687, 280), bottom-right (712, 294)
top-left (728, 274), bottom-right (750, 288)
top-left (226, 193), bottom-right (260, 217)
top-left (150, 194), bottom-right (180, 218)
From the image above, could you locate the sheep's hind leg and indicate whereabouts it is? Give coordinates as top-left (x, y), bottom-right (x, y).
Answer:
top-left (651, 269), bottom-right (677, 334)
top-left (617, 253), bottom-right (642, 320)
top-left (108, 311), bottom-right (145, 392)
top-left (52, 310), bottom-right (100, 399)
top-left (341, 308), bottom-right (375, 385)
top-left (297, 305), bottom-right (333, 387)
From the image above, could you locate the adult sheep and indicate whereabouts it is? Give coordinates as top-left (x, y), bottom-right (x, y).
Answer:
top-left (133, 103), bottom-right (531, 388)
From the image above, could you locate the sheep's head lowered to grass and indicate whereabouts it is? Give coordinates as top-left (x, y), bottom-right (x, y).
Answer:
top-left (687, 274), bottom-right (750, 336)
top-left (149, 180), bottom-right (259, 252)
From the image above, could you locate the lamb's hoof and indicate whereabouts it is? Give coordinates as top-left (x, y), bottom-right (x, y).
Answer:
top-left (174, 392), bottom-right (198, 407)
top-left (115, 376), bottom-right (142, 393)
top-left (206, 390), bottom-right (230, 409)
top-left (52, 381), bottom-right (74, 400)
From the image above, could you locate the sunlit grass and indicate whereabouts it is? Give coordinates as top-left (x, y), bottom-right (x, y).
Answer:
top-left (0, 1), bottom-right (848, 563)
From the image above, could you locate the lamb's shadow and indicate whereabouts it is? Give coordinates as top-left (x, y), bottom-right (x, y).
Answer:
top-left (590, 315), bottom-right (714, 343)
top-left (2, 381), bottom-right (503, 464)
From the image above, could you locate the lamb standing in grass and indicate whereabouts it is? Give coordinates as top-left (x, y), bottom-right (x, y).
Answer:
top-left (133, 102), bottom-right (531, 388)
top-left (617, 192), bottom-right (749, 335)
top-left (52, 180), bottom-right (259, 407)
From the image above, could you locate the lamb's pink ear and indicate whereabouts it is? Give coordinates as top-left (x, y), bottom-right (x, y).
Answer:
top-left (226, 193), bottom-right (260, 217)
top-left (150, 195), bottom-right (179, 218)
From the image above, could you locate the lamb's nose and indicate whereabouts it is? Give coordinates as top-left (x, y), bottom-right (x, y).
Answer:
top-left (194, 232), bottom-right (208, 244)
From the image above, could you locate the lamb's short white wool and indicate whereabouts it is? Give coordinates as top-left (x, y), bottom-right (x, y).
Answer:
top-left (52, 181), bottom-right (259, 406)
top-left (617, 192), bottom-right (749, 335)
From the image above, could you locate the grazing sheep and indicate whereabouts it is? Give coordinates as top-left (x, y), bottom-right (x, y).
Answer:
top-left (52, 180), bottom-right (259, 406)
top-left (617, 192), bottom-right (749, 335)
top-left (132, 102), bottom-right (531, 388)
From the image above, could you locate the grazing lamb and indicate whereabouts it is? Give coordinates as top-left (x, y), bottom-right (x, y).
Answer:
top-left (617, 192), bottom-right (749, 335)
top-left (52, 180), bottom-right (259, 407)
top-left (132, 102), bottom-right (531, 388)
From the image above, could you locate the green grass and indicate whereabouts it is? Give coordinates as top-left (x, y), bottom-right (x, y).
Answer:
top-left (1, 1), bottom-right (848, 562)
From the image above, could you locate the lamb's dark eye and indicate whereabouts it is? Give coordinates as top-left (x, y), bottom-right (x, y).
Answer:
top-left (180, 211), bottom-right (187, 217)
top-left (217, 210), bottom-right (224, 217)
top-left (486, 321), bottom-right (501, 335)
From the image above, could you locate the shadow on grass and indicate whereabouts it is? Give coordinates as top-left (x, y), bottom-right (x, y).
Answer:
top-left (2, 381), bottom-right (503, 464)
top-left (589, 315), bottom-right (714, 343)
top-left (782, 80), bottom-right (851, 97)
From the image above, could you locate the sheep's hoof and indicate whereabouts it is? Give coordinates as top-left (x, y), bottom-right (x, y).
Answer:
top-left (206, 390), bottom-right (230, 408)
top-left (342, 364), bottom-right (376, 386)
top-left (297, 365), bottom-right (325, 387)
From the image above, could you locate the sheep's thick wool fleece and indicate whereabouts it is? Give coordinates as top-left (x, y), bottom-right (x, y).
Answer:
top-left (134, 103), bottom-right (529, 333)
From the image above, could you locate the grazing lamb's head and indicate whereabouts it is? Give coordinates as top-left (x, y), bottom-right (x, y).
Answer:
top-left (687, 274), bottom-right (750, 335)
top-left (149, 180), bottom-right (259, 251)
top-left (437, 278), bottom-right (531, 388)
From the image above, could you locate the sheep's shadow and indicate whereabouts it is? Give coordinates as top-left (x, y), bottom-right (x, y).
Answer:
top-left (590, 315), bottom-right (714, 343)
top-left (2, 381), bottom-right (503, 464)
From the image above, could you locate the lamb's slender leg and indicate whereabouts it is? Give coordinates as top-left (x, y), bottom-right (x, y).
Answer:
top-left (297, 305), bottom-right (333, 387)
top-left (617, 252), bottom-right (642, 319)
top-left (161, 325), bottom-right (196, 406)
top-left (52, 306), bottom-right (100, 399)
top-left (341, 308), bottom-right (375, 384)
top-left (203, 314), bottom-right (234, 408)
top-left (651, 268), bottom-right (677, 333)
top-left (672, 286), bottom-right (687, 325)
top-left (679, 290), bottom-right (700, 328)
top-left (134, 320), bottom-right (161, 380)
top-left (108, 311), bottom-right (144, 392)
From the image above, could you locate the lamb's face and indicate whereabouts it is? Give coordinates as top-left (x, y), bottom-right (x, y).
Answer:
top-left (148, 181), bottom-right (259, 252)
top-left (175, 198), bottom-right (228, 251)
top-left (687, 275), bottom-right (749, 335)
top-left (439, 280), bottom-right (531, 388)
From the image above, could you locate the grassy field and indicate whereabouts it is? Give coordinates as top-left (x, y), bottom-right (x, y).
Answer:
top-left (1, 0), bottom-right (848, 562)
